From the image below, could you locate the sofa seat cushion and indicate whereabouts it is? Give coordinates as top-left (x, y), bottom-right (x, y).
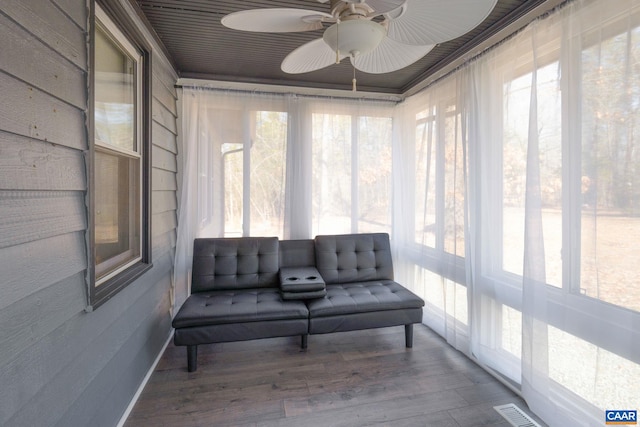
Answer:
top-left (172, 288), bottom-right (309, 329)
top-left (306, 280), bottom-right (424, 318)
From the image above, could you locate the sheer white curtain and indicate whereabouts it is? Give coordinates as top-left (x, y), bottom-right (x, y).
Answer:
top-left (392, 79), bottom-right (470, 352)
top-left (395, 0), bottom-right (640, 425)
top-left (174, 87), bottom-right (396, 308)
top-left (174, 88), bottom-right (291, 309)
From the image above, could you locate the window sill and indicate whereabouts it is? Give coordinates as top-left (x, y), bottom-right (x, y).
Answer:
top-left (87, 261), bottom-right (153, 311)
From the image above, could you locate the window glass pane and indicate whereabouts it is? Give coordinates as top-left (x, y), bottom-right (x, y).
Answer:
top-left (414, 266), bottom-right (468, 328)
top-left (580, 27), bottom-right (640, 312)
top-left (95, 150), bottom-right (140, 280)
top-left (445, 279), bottom-right (468, 327)
top-left (250, 111), bottom-right (287, 238)
top-left (501, 305), bottom-right (522, 359)
top-left (414, 265), bottom-right (443, 318)
top-left (207, 108), bottom-right (243, 237)
top-left (503, 74), bottom-right (529, 276)
top-left (358, 116), bottom-right (392, 233)
top-left (415, 111), bottom-right (437, 247)
top-left (444, 107), bottom-right (465, 256)
top-left (312, 113), bottom-right (352, 235)
top-left (95, 24), bottom-right (136, 152)
top-left (502, 62), bottom-right (562, 286)
top-left (537, 63), bottom-right (563, 287)
top-left (549, 326), bottom-right (640, 410)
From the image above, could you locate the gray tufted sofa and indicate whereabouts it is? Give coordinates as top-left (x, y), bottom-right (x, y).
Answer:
top-left (172, 233), bottom-right (424, 371)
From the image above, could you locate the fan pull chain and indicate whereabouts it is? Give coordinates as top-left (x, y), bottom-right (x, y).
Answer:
top-left (335, 20), bottom-right (341, 64)
top-left (352, 64), bottom-right (357, 92)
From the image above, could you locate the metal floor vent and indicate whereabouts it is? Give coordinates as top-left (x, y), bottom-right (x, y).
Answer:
top-left (494, 403), bottom-right (542, 427)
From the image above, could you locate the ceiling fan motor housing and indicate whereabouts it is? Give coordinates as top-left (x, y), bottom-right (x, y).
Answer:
top-left (329, 0), bottom-right (374, 19)
top-left (323, 19), bottom-right (386, 57)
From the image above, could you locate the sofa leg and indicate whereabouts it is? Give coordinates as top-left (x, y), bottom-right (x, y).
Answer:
top-left (405, 324), bottom-right (414, 348)
top-left (301, 334), bottom-right (308, 349)
top-left (187, 345), bottom-right (198, 372)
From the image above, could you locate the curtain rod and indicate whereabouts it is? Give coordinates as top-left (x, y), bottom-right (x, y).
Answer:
top-left (174, 84), bottom-right (402, 105)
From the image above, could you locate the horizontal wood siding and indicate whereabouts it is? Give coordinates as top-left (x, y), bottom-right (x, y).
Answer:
top-left (5, 255), bottom-right (174, 426)
top-left (0, 190), bottom-right (87, 248)
top-left (0, 72), bottom-right (85, 148)
top-left (0, 0), bottom-right (179, 426)
top-left (152, 120), bottom-right (178, 154)
top-left (1, 0), bottom-right (87, 69)
top-left (0, 232), bottom-right (88, 311)
top-left (0, 13), bottom-right (85, 109)
top-left (0, 131), bottom-right (86, 190)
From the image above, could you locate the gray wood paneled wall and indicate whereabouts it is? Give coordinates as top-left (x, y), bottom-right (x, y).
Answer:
top-left (0, 0), bottom-right (179, 425)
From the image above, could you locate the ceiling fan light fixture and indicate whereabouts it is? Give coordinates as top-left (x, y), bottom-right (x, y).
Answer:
top-left (323, 19), bottom-right (386, 57)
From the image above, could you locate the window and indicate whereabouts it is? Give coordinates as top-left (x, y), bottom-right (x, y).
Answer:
top-left (414, 107), bottom-right (437, 248)
top-left (311, 111), bottom-right (392, 236)
top-left (312, 113), bottom-right (353, 235)
top-left (193, 94), bottom-right (393, 239)
top-left (225, 109), bottom-right (288, 238)
top-left (357, 116), bottom-right (392, 233)
top-left (413, 98), bottom-right (465, 259)
top-left (209, 107), bottom-right (288, 238)
top-left (500, 61), bottom-right (562, 286)
top-left (89, 4), bottom-right (151, 309)
top-left (579, 25), bottom-right (640, 313)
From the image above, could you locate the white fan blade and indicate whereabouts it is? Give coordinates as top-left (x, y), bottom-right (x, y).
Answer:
top-left (282, 38), bottom-right (347, 74)
top-left (386, 0), bottom-right (498, 45)
top-left (350, 36), bottom-right (434, 74)
top-left (345, 0), bottom-right (406, 14)
top-left (222, 9), bottom-right (333, 33)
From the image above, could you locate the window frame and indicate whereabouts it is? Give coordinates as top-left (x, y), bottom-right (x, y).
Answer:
top-left (87, 1), bottom-right (152, 310)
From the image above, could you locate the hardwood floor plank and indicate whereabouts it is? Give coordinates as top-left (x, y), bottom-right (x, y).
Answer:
top-left (263, 389), bottom-right (470, 427)
top-left (125, 325), bottom-right (546, 427)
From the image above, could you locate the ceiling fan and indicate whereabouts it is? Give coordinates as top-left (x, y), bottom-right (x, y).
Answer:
top-left (222, 0), bottom-right (498, 89)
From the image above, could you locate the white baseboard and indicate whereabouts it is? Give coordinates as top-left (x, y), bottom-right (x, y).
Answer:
top-left (117, 329), bottom-right (174, 427)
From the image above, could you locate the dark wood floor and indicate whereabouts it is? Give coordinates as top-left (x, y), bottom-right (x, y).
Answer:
top-left (125, 325), bottom-right (546, 426)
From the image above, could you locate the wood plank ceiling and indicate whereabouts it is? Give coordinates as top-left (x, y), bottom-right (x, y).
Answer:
top-left (135, 0), bottom-right (551, 94)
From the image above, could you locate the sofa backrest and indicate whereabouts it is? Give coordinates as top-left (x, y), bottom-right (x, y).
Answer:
top-left (314, 233), bottom-right (394, 284)
top-left (279, 239), bottom-right (315, 268)
top-left (191, 237), bottom-right (279, 292)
